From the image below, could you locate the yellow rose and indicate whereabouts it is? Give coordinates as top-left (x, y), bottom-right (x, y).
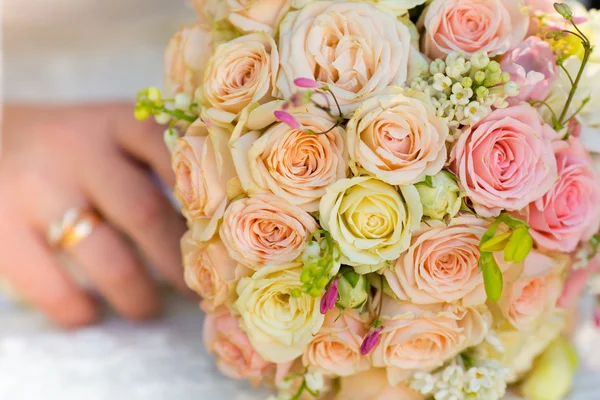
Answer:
top-left (476, 312), bottom-right (566, 382)
top-left (319, 177), bottom-right (422, 272)
top-left (235, 263), bottom-right (325, 363)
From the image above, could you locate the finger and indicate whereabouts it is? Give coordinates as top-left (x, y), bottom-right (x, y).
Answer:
top-left (0, 213), bottom-right (98, 328)
top-left (81, 152), bottom-right (188, 292)
top-left (112, 103), bottom-right (175, 187)
top-left (66, 221), bottom-right (161, 320)
top-left (18, 166), bottom-right (161, 321)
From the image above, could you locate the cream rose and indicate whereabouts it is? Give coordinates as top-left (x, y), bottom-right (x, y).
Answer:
top-left (230, 102), bottom-right (348, 211)
top-left (319, 177), bottom-right (422, 272)
top-left (497, 250), bottom-right (567, 331)
top-left (336, 368), bottom-right (425, 400)
top-left (219, 194), bottom-right (318, 268)
top-left (227, 0), bottom-right (291, 34)
top-left (203, 33), bottom-right (279, 119)
top-left (371, 300), bottom-right (488, 384)
top-left (172, 118), bottom-right (236, 241)
top-left (385, 215), bottom-right (515, 307)
top-left (164, 23), bottom-right (214, 98)
top-left (346, 91), bottom-right (448, 185)
top-left (421, 0), bottom-right (529, 59)
top-left (192, 0), bottom-right (229, 24)
top-left (204, 307), bottom-right (275, 385)
top-left (181, 232), bottom-right (251, 311)
top-left (303, 309), bottom-right (370, 377)
top-left (235, 263), bottom-right (325, 363)
top-left (277, 1), bottom-right (426, 114)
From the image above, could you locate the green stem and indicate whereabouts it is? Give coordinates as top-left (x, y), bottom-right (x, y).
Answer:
top-left (559, 44), bottom-right (592, 123)
top-left (570, 20), bottom-right (590, 46)
top-left (563, 96), bottom-right (590, 123)
top-left (530, 100), bottom-right (559, 123)
top-left (559, 63), bottom-right (575, 86)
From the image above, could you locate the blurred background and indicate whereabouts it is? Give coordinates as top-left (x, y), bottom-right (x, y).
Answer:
top-left (1, 1), bottom-right (599, 400)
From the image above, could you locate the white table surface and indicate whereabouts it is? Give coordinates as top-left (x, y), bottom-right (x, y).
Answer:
top-left (0, 293), bottom-right (599, 400)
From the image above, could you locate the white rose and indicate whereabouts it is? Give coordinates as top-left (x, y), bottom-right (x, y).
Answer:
top-left (319, 177), bottom-right (422, 272)
top-left (276, 1), bottom-right (426, 114)
top-left (358, 0), bottom-right (428, 16)
top-left (235, 263), bottom-right (325, 363)
top-left (346, 90), bottom-right (448, 185)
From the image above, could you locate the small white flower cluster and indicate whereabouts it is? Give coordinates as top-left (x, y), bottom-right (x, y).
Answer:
top-left (409, 357), bottom-right (510, 400)
top-left (410, 52), bottom-right (519, 142)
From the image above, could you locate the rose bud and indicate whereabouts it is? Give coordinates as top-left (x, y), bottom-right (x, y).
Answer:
top-left (337, 271), bottom-right (369, 310)
top-left (415, 171), bottom-right (462, 220)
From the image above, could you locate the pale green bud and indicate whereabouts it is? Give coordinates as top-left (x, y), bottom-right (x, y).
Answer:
top-left (484, 71), bottom-right (503, 87)
top-left (487, 60), bottom-right (501, 73)
top-left (461, 77), bottom-right (473, 88)
top-left (174, 93), bottom-right (191, 110)
top-left (337, 271), bottom-right (369, 310)
top-left (155, 112), bottom-right (171, 125)
top-left (163, 128), bottom-right (179, 154)
top-left (521, 337), bottom-right (578, 400)
top-left (147, 86), bottom-right (162, 102)
top-left (415, 171), bottom-right (462, 220)
top-left (474, 70), bottom-right (486, 85)
top-left (471, 52), bottom-right (490, 69)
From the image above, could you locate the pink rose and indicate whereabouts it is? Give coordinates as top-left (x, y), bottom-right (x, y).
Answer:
top-left (421, 0), bottom-right (529, 59)
top-left (303, 309), bottom-right (370, 377)
top-left (385, 215), bottom-right (514, 306)
top-left (501, 36), bottom-right (557, 105)
top-left (336, 368), bottom-right (424, 400)
top-left (498, 250), bottom-right (567, 331)
top-left (204, 307), bottom-right (275, 385)
top-left (527, 137), bottom-right (600, 252)
top-left (452, 104), bottom-right (558, 217)
top-left (181, 232), bottom-right (251, 311)
top-left (558, 257), bottom-right (600, 309)
top-left (219, 194), bottom-right (318, 268)
top-left (172, 119), bottom-right (236, 241)
top-left (164, 23), bottom-right (214, 98)
top-left (371, 300), bottom-right (487, 384)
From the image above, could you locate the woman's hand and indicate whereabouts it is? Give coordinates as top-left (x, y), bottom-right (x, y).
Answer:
top-left (0, 103), bottom-right (189, 327)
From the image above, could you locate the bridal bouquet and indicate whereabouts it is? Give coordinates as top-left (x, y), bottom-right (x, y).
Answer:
top-left (136, 1), bottom-right (600, 399)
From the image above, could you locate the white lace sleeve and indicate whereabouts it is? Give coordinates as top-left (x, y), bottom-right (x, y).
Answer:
top-left (2, 0), bottom-right (195, 102)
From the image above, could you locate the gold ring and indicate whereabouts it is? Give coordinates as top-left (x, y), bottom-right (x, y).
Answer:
top-left (47, 207), bottom-right (101, 250)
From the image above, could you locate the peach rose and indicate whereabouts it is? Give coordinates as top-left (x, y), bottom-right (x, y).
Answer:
top-left (498, 250), bottom-right (567, 331)
top-left (452, 104), bottom-right (558, 217)
top-left (276, 1), bottom-right (426, 114)
top-left (181, 232), bottom-right (251, 311)
top-left (303, 309), bottom-right (370, 377)
top-left (164, 23), bottom-right (214, 98)
top-left (421, 0), bottom-right (529, 59)
top-left (385, 215), bottom-right (515, 307)
top-left (371, 300), bottom-right (488, 384)
top-left (527, 137), bottom-right (600, 252)
top-left (204, 307), bottom-right (275, 385)
top-left (346, 90), bottom-right (448, 185)
top-left (336, 368), bottom-right (424, 400)
top-left (203, 32), bottom-right (279, 119)
top-left (219, 194), bottom-right (318, 268)
top-left (230, 102), bottom-right (348, 212)
top-left (191, 0), bottom-right (229, 24)
top-left (228, 0), bottom-right (291, 34)
top-left (172, 118), bottom-right (236, 241)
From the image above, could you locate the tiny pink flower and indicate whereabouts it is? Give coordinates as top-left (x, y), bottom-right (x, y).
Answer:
top-left (320, 277), bottom-right (339, 315)
top-left (294, 77), bottom-right (319, 89)
top-left (360, 326), bottom-right (383, 355)
top-left (593, 306), bottom-right (600, 328)
top-left (274, 110), bottom-right (302, 130)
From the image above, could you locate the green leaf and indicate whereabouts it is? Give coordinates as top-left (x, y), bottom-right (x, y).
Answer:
top-left (481, 252), bottom-right (503, 302)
